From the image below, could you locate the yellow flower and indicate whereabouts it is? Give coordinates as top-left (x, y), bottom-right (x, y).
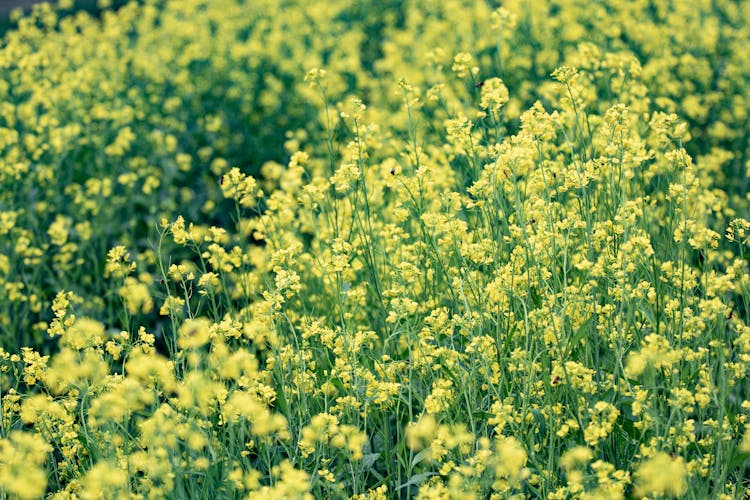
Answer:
top-left (406, 414), bottom-right (437, 451)
top-left (47, 214), bottom-right (72, 246)
top-left (560, 446), bottom-right (593, 471)
top-left (159, 295), bottom-right (185, 316)
top-left (119, 275), bottom-right (154, 315)
top-left (633, 452), bottom-right (688, 498)
top-left (221, 167), bottom-right (262, 207)
top-left (738, 423), bottom-right (750, 455)
top-left (452, 52), bottom-right (475, 78)
top-left (479, 78), bottom-right (509, 112)
top-left (304, 67), bottom-right (327, 86)
top-left (177, 317), bottom-right (212, 350)
top-left (61, 317), bottom-right (106, 350)
top-left (584, 401), bottom-right (620, 447)
top-left (493, 436), bottom-right (528, 492)
top-left (0, 431), bottom-right (51, 500)
top-left (78, 461), bottom-right (128, 500)
top-left (424, 378), bottom-right (456, 415)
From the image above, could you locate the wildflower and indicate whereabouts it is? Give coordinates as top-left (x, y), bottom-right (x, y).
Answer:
top-left (493, 436), bottom-right (529, 492)
top-left (168, 262), bottom-right (196, 281)
top-left (198, 271), bottom-right (222, 295)
top-left (650, 112), bottom-right (690, 145)
top-left (43, 347), bottom-right (109, 394)
top-left (221, 167), bottom-right (262, 208)
top-left (125, 350), bottom-right (176, 394)
top-left (20, 347), bottom-right (49, 386)
top-left (170, 215), bottom-right (193, 245)
top-left (159, 295), bottom-right (185, 316)
top-left (330, 159), bottom-right (360, 192)
top-left (551, 361), bottom-right (596, 394)
top-left (304, 67), bottom-right (327, 86)
top-left (625, 334), bottom-right (683, 377)
top-left (424, 378), bottom-right (456, 414)
top-left (223, 390), bottom-right (288, 437)
top-left (740, 424), bottom-right (750, 453)
top-left (726, 218), bottom-right (750, 244)
top-left (560, 445), bottom-right (593, 470)
top-left (351, 485), bottom-right (388, 500)
top-left (406, 414), bottom-right (438, 451)
top-left (177, 317), bottom-right (212, 350)
top-left (584, 401), bottom-right (620, 447)
top-left (119, 275), bottom-right (154, 314)
top-left (61, 317), bottom-right (106, 350)
top-left (490, 7), bottom-right (517, 31)
top-left (0, 432), bottom-right (51, 500)
top-left (633, 452), bottom-right (688, 498)
top-left (246, 461), bottom-right (312, 499)
top-left (274, 267), bottom-right (302, 298)
top-left (386, 297), bottom-right (419, 323)
top-left (452, 52), bottom-right (476, 78)
top-left (551, 65), bottom-right (578, 85)
top-left (78, 461), bottom-right (128, 499)
top-left (479, 78), bottom-right (509, 112)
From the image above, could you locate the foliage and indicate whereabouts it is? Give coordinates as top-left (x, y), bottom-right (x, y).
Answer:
top-left (1, 0), bottom-right (750, 498)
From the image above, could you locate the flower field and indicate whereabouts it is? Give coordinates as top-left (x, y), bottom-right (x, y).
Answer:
top-left (1, 0), bottom-right (750, 498)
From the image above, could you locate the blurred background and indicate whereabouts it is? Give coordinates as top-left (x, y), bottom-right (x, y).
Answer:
top-left (1, 0), bottom-right (45, 12)
top-left (0, 0), bottom-right (130, 34)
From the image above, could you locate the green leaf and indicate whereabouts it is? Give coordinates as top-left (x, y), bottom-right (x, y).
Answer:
top-left (396, 472), bottom-right (436, 491)
top-left (728, 449), bottom-right (750, 471)
top-left (472, 411), bottom-right (493, 420)
top-left (362, 452), bottom-right (380, 469)
top-left (570, 316), bottom-right (594, 347)
top-left (410, 448), bottom-right (432, 469)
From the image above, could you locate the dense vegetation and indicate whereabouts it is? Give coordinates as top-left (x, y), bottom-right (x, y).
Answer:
top-left (1, 1), bottom-right (750, 498)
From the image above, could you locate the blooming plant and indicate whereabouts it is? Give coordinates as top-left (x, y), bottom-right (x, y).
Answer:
top-left (1, 0), bottom-right (750, 498)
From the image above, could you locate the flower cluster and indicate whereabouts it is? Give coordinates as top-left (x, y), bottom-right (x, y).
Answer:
top-left (1, 0), bottom-right (750, 499)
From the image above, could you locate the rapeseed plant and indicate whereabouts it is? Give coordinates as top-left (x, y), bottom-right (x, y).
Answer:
top-left (1, 0), bottom-right (750, 498)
